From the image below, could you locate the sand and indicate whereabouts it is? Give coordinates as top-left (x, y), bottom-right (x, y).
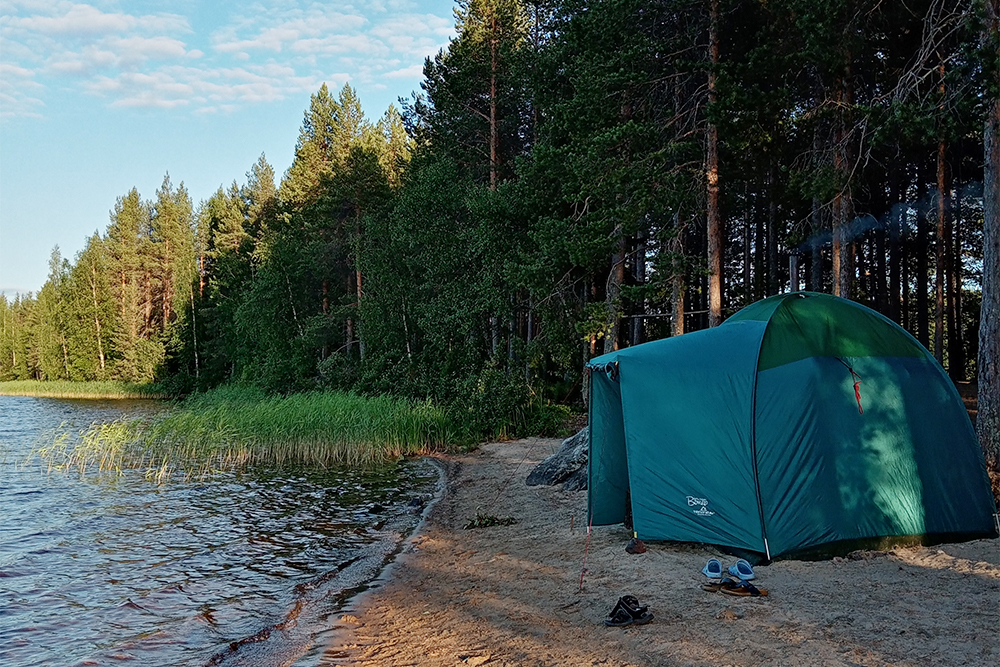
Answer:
top-left (322, 438), bottom-right (1000, 667)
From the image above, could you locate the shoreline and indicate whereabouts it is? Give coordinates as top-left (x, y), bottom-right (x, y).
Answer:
top-left (321, 437), bottom-right (999, 667)
top-left (0, 382), bottom-right (170, 400)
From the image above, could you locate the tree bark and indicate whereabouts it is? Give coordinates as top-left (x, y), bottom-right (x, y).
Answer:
top-left (632, 230), bottom-right (647, 346)
top-left (810, 123), bottom-right (825, 293)
top-left (707, 0), bottom-right (723, 326)
top-left (949, 176), bottom-right (964, 380)
top-left (671, 212), bottom-right (686, 336)
top-left (357, 268), bottom-right (365, 360)
top-left (190, 286), bottom-right (199, 380)
top-left (833, 68), bottom-right (854, 299)
top-left (977, 0), bottom-right (1000, 469)
top-left (935, 138), bottom-right (947, 364)
top-left (162, 238), bottom-right (172, 329)
top-left (767, 157), bottom-right (779, 295)
top-left (604, 233), bottom-right (626, 354)
top-left (489, 10), bottom-right (499, 192)
top-left (916, 180), bottom-right (930, 348)
top-left (744, 206), bottom-right (752, 304)
top-left (91, 265), bottom-right (105, 372)
top-left (902, 227), bottom-right (911, 332)
top-left (144, 272), bottom-right (152, 336)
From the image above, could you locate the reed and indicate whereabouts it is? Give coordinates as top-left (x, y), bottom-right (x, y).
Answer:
top-left (0, 380), bottom-right (170, 399)
top-left (31, 387), bottom-right (459, 475)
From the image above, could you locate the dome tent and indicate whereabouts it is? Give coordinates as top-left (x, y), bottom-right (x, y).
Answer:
top-left (587, 292), bottom-right (997, 560)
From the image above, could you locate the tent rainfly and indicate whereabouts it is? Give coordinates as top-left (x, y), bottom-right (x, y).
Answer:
top-left (587, 292), bottom-right (997, 560)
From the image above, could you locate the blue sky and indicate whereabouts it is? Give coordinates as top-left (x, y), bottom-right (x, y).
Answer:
top-left (0, 0), bottom-right (455, 296)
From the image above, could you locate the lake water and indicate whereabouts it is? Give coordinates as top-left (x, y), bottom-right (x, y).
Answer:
top-left (0, 396), bottom-right (439, 667)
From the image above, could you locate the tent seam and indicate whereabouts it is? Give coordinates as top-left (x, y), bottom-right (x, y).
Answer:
top-left (748, 294), bottom-right (794, 560)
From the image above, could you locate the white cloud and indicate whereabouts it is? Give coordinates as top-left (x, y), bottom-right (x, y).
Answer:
top-left (291, 34), bottom-right (388, 57)
top-left (0, 62), bottom-right (38, 80)
top-left (0, 2), bottom-right (453, 116)
top-left (80, 62), bottom-right (337, 109)
top-left (211, 11), bottom-right (368, 54)
top-left (383, 63), bottom-right (423, 79)
top-left (0, 60), bottom-right (44, 117)
top-left (5, 3), bottom-right (189, 38)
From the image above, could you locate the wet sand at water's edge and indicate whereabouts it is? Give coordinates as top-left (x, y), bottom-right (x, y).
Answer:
top-left (322, 438), bottom-right (999, 667)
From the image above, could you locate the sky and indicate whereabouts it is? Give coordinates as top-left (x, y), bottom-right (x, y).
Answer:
top-left (0, 0), bottom-right (455, 297)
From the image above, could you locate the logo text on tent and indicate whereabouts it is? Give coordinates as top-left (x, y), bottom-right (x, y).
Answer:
top-left (687, 496), bottom-right (715, 517)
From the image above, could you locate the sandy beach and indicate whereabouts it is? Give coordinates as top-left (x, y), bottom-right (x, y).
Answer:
top-left (323, 438), bottom-right (999, 667)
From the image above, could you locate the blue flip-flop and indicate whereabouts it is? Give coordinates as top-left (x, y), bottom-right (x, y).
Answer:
top-left (701, 558), bottom-right (723, 578)
top-left (727, 558), bottom-right (755, 580)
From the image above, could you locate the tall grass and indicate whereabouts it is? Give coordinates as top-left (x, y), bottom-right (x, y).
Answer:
top-left (0, 380), bottom-right (169, 399)
top-left (32, 387), bottom-right (459, 476)
top-left (145, 386), bottom-right (458, 467)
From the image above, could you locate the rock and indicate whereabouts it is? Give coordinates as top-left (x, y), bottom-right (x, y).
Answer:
top-left (525, 428), bottom-right (589, 489)
top-left (561, 465), bottom-right (588, 491)
top-left (407, 497), bottom-right (426, 513)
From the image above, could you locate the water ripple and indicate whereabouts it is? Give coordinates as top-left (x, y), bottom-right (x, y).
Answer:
top-left (0, 396), bottom-right (436, 667)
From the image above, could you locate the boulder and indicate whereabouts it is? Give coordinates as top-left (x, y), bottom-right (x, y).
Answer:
top-left (526, 427), bottom-right (588, 490)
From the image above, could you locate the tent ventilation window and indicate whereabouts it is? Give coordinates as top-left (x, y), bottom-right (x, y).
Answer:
top-left (600, 362), bottom-right (619, 382)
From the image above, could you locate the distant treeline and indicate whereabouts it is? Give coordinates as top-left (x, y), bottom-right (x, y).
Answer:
top-left (2, 0), bottom-right (995, 434)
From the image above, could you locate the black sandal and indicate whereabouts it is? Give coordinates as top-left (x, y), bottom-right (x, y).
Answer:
top-left (607, 595), bottom-right (654, 625)
top-left (701, 576), bottom-right (740, 592)
top-left (604, 606), bottom-right (634, 626)
top-left (622, 596), bottom-right (654, 625)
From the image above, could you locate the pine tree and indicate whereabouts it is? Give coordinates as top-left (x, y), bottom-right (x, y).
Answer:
top-left (65, 234), bottom-right (114, 379)
top-left (415, 0), bottom-right (530, 186)
top-left (33, 247), bottom-right (72, 379)
top-left (106, 188), bottom-right (155, 380)
top-left (281, 83), bottom-right (343, 207)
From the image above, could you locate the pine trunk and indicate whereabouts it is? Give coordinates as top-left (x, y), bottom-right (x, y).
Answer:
top-left (744, 212), bottom-right (752, 304)
top-left (190, 286), bottom-right (199, 379)
top-left (632, 231), bottom-right (646, 346)
top-left (767, 157), bottom-right (779, 296)
top-left (888, 163), bottom-right (902, 322)
top-left (91, 266), bottom-right (105, 372)
top-left (604, 234), bottom-right (626, 354)
top-left (950, 179), bottom-right (964, 380)
top-left (357, 269), bottom-right (365, 360)
top-left (935, 138), bottom-right (947, 364)
top-left (810, 124), bottom-right (824, 292)
top-left (978, 0), bottom-right (1000, 469)
top-left (162, 238), bottom-right (172, 330)
top-left (916, 180), bottom-right (930, 348)
top-left (489, 13), bottom-right (499, 192)
top-left (833, 69), bottom-right (854, 299)
top-left (671, 212), bottom-right (686, 336)
top-left (707, 0), bottom-right (723, 326)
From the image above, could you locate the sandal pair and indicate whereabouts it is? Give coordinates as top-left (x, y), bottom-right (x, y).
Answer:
top-left (701, 576), bottom-right (740, 592)
top-left (702, 557), bottom-right (755, 580)
top-left (701, 576), bottom-right (768, 597)
top-left (721, 579), bottom-right (768, 597)
top-left (604, 595), bottom-right (654, 626)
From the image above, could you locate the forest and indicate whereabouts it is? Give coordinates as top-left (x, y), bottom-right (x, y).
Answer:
top-left (2, 0), bottom-right (997, 454)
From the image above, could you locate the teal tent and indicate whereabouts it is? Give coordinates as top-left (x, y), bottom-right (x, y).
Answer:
top-left (587, 292), bottom-right (997, 560)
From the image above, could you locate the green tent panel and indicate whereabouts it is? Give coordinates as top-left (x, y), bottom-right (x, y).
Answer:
top-left (588, 292), bottom-right (997, 559)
